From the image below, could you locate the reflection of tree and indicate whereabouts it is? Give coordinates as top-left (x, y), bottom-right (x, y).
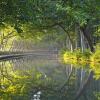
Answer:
top-left (0, 59), bottom-right (100, 100)
top-left (90, 63), bottom-right (100, 80)
top-left (74, 71), bottom-right (93, 100)
top-left (0, 60), bottom-right (66, 100)
top-left (0, 61), bottom-right (51, 100)
top-left (59, 64), bottom-right (73, 90)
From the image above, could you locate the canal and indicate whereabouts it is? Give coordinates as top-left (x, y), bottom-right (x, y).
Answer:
top-left (0, 53), bottom-right (100, 100)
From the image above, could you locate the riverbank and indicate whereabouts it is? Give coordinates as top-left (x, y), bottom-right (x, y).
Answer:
top-left (62, 45), bottom-right (100, 65)
top-left (62, 48), bottom-right (100, 80)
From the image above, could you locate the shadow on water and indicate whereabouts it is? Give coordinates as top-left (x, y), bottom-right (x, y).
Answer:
top-left (0, 55), bottom-right (100, 100)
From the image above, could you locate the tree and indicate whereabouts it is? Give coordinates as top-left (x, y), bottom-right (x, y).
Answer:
top-left (0, 0), bottom-right (100, 52)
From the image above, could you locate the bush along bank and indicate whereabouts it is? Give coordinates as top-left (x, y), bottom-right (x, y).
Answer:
top-left (63, 45), bottom-right (100, 64)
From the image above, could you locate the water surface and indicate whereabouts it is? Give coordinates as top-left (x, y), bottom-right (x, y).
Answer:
top-left (0, 55), bottom-right (100, 100)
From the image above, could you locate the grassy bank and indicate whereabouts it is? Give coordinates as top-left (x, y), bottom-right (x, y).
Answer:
top-left (62, 45), bottom-right (100, 80)
top-left (63, 44), bottom-right (100, 64)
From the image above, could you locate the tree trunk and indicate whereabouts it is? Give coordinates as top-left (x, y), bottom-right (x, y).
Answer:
top-left (59, 25), bottom-right (74, 51)
top-left (80, 26), bottom-right (94, 52)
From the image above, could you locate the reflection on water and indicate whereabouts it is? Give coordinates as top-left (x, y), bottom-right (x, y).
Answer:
top-left (0, 56), bottom-right (100, 100)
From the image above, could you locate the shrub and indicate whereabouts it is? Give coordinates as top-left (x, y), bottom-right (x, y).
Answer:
top-left (91, 44), bottom-right (100, 63)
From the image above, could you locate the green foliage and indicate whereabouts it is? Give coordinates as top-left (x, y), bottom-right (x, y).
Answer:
top-left (91, 44), bottom-right (100, 62)
top-left (0, 61), bottom-right (54, 100)
top-left (63, 43), bottom-right (100, 64)
top-left (90, 63), bottom-right (100, 80)
top-left (64, 49), bottom-right (91, 63)
top-left (0, 0), bottom-right (100, 52)
top-left (94, 92), bottom-right (100, 100)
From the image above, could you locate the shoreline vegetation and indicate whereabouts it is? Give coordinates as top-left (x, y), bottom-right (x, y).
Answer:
top-left (62, 44), bottom-right (100, 65)
top-left (61, 44), bottom-right (100, 80)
